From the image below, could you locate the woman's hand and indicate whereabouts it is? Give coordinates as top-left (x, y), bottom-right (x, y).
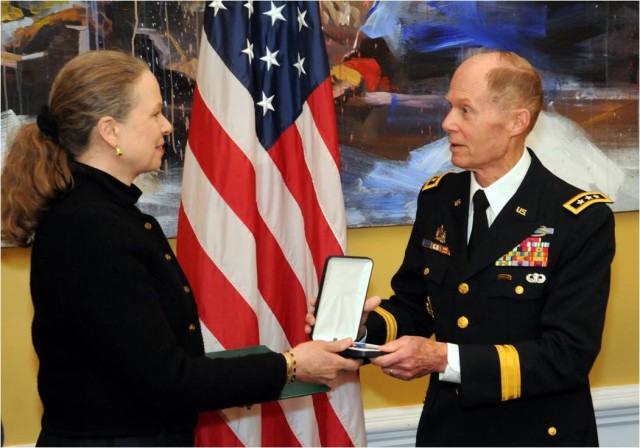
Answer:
top-left (291, 338), bottom-right (361, 385)
top-left (305, 295), bottom-right (382, 339)
top-left (357, 296), bottom-right (382, 339)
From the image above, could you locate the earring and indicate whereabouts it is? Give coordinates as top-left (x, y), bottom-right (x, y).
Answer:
top-left (115, 144), bottom-right (123, 157)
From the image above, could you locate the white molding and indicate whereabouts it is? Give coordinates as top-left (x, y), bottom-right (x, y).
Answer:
top-left (592, 384), bottom-right (639, 447)
top-left (10, 385), bottom-right (638, 447)
top-left (365, 384), bottom-right (639, 447)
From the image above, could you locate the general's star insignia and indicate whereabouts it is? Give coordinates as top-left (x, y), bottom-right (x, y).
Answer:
top-left (563, 191), bottom-right (612, 215)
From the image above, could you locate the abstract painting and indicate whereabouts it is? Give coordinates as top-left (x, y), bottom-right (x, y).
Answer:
top-left (1, 1), bottom-right (637, 236)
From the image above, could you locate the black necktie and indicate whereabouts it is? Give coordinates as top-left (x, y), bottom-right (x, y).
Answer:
top-left (468, 190), bottom-right (490, 258)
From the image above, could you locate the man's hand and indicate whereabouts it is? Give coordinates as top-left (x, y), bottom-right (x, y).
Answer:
top-left (370, 336), bottom-right (448, 380)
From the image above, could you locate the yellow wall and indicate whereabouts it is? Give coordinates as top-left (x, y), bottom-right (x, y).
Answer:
top-left (2, 212), bottom-right (638, 445)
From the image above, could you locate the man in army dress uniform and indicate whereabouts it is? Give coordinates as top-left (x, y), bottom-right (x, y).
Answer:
top-left (363, 50), bottom-right (615, 446)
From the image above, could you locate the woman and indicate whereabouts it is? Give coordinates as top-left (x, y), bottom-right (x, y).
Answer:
top-left (1, 50), bottom-right (359, 447)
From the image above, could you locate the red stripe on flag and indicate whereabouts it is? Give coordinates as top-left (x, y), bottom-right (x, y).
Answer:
top-left (177, 205), bottom-right (259, 348)
top-left (188, 86), bottom-right (308, 346)
top-left (194, 409), bottom-right (244, 447)
top-left (305, 79), bottom-right (341, 169)
top-left (312, 394), bottom-right (354, 447)
top-left (261, 402), bottom-right (302, 447)
top-left (267, 125), bottom-right (343, 288)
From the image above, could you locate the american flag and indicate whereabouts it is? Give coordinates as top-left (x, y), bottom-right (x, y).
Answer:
top-left (176, 1), bottom-right (365, 446)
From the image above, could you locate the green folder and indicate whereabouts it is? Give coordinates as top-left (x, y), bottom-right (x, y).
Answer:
top-left (205, 345), bottom-right (330, 400)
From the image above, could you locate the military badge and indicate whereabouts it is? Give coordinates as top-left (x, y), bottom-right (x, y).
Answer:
top-left (531, 226), bottom-right (554, 237)
top-left (526, 273), bottom-right (547, 284)
top-left (422, 239), bottom-right (451, 255)
top-left (426, 296), bottom-right (435, 318)
top-left (435, 225), bottom-right (447, 244)
top-left (496, 236), bottom-right (550, 267)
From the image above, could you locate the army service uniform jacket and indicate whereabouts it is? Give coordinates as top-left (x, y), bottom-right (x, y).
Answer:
top-left (366, 150), bottom-right (615, 446)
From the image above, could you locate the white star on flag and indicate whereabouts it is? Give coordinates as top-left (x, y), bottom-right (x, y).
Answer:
top-left (208, 0), bottom-right (227, 17)
top-left (243, 0), bottom-right (254, 18)
top-left (263, 1), bottom-right (286, 26)
top-left (257, 91), bottom-right (275, 115)
top-left (293, 53), bottom-right (306, 76)
top-left (260, 46), bottom-right (280, 71)
top-left (241, 39), bottom-right (254, 64)
top-left (297, 7), bottom-right (309, 32)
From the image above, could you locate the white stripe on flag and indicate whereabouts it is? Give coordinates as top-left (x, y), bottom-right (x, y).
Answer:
top-left (296, 104), bottom-right (347, 254)
top-left (195, 36), bottom-right (319, 301)
top-left (181, 147), bottom-right (288, 350)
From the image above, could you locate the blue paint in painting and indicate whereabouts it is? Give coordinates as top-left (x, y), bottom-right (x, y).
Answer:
top-left (361, 1), bottom-right (406, 40)
top-left (387, 93), bottom-right (400, 125)
top-left (363, 1), bottom-right (547, 58)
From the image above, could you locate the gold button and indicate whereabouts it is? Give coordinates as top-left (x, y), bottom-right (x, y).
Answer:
top-left (548, 426), bottom-right (557, 436)
top-left (423, 267), bottom-right (430, 276)
top-left (188, 323), bottom-right (196, 331)
top-left (515, 285), bottom-right (524, 295)
top-left (457, 316), bottom-right (469, 329)
top-left (165, 253), bottom-right (172, 261)
top-left (144, 222), bottom-right (152, 230)
top-left (183, 286), bottom-right (191, 294)
top-left (458, 283), bottom-right (469, 294)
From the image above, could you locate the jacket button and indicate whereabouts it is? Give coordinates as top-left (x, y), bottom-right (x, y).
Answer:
top-left (458, 283), bottom-right (469, 294)
top-left (423, 267), bottom-right (430, 276)
top-left (457, 316), bottom-right (469, 329)
top-left (183, 286), bottom-right (191, 294)
top-left (144, 222), bottom-right (152, 230)
top-left (515, 285), bottom-right (524, 295)
top-left (188, 323), bottom-right (196, 331)
top-left (165, 253), bottom-right (172, 261)
top-left (548, 426), bottom-right (557, 436)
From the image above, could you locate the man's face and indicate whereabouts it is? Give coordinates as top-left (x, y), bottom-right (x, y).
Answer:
top-left (442, 55), bottom-right (515, 179)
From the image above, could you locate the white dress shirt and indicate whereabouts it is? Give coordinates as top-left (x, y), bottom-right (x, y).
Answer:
top-left (440, 148), bottom-right (531, 383)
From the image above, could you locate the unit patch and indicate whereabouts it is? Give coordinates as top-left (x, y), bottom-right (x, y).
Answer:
top-left (563, 191), bottom-right (612, 215)
top-left (422, 239), bottom-right (451, 255)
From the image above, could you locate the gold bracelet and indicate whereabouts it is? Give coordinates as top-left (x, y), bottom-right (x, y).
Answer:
top-left (282, 350), bottom-right (297, 383)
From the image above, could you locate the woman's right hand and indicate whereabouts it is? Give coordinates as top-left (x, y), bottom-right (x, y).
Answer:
top-left (290, 338), bottom-right (361, 385)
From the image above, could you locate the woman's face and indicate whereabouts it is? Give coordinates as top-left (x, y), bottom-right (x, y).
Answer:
top-left (116, 71), bottom-right (173, 178)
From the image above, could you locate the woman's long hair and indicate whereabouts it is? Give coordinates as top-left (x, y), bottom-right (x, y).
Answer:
top-left (1, 50), bottom-right (149, 247)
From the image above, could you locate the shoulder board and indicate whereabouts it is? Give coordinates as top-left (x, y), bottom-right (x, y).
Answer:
top-left (422, 172), bottom-right (452, 191)
top-left (563, 191), bottom-right (613, 215)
